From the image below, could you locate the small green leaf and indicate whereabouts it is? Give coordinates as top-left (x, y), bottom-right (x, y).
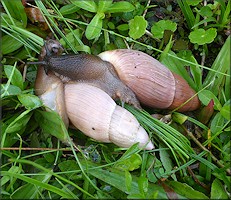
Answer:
top-left (151, 20), bottom-right (177, 39)
top-left (189, 28), bottom-right (217, 45)
top-left (198, 90), bottom-right (222, 110)
top-left (186, 0), bottom-right (203, 6)
top-left (2, 34), bottom-right (24, 55)
top-left (4, 110), bottom-right (32, 134)
top-left (129, 16), bottom-right (147, 40)
top-left (167, 181), bottom-right (209, 199)
top-left (1, 84), bottom-right (21, 97)
top-left (70, 0), bottom-right (97, 12)
top-left (117, 24), bottom-right (129, 31)
top-left (18, 94), bottom-right (42, 109)
top-left (172, 112), bottom-right (188, 124)
top-left (211, 179), bottom-right (229, 199)
top-left (125, 170), bottom-right (132, 192)
top-left (85, 13), bottom-right (104, 40)
top-left (59, 4), bottom-right (80, 15)
top-left (210, 112), bottom-right (225, 134)
top-left (159, 144), bottom-right (177, 180)
top-left (97, 0), bottom-right (113, 12)
top-left (138, 175), bottom-right (148, 195)
top-left (114, 153), bottom-right (142, 171)
top-left (4, 65), bottom-right (24, 90)
top-left (34, 110), bottom-right (68, 142)
top-left (60, 29), bottom-right (91, 53)
top-left (221, 105), bottom-right (231, 120)
top-left (58, 160), bottom-right (80, 180)
top-left (199, 6), bottom-right (213, 17)
top-left (220, 104), bottom-right (230, 120)
top-left (85, 161), bottom-right (168, 198)
top-left (106, 1), bottom-right (135, 13)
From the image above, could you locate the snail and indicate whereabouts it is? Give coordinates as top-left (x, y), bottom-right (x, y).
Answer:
top-left (33, 40), bottom-right (154, 150)
top-left (33, 41), bottom-right (200, 113)
top-left (32, 39), bottom-right (200, 149)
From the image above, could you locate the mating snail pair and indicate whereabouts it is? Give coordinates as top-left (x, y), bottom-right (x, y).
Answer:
top-left (33, 40), bottom-right (200, 150)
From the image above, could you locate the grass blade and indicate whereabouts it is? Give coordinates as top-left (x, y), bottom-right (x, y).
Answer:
top-left (1, 171), bottom-right (76, 199)
top-left (176, 0), bottom-right (195, 29)
top-left (203, 36), bottom-right (230, 96)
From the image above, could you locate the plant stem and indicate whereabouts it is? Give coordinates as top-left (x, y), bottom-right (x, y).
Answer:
top-left (184, 127), bottom-right (231, 175)
top-left (187, 166), bottom-right (210, 191)
top-left (0, 147), bottom-right (75, 151)
top-left (204, 0), bottom-right (208, 26)
top-left (143, 0), bottom-right (151, 17)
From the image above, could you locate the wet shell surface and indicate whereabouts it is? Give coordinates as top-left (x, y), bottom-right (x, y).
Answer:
top-left (64, 83), bottom-right (154, 150)
top-left (99, 49), bottom-right (200, 111)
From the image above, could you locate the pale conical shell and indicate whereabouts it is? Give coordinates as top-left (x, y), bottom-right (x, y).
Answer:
top-left (64, 83), bottom-right (154, 150)
top-left (109, 105), bottom-right (154, 150)
top-left (99, 49), bottom-right (200, 111)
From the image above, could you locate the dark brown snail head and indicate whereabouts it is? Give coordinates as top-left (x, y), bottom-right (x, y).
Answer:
top-left (42, 39), bottom-right (64, 57)
top-left (27, 39), bottom-right (64, 74)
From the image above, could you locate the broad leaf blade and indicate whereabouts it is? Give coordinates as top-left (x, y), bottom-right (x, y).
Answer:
top-left (2, 34), bottom-right (24, 55)
top-left (211, 178), bottom-right (229, 199)
top-left (97, 0), bottom-right (113, 12)
top-left (85, 13), bottom-right (104, 40)
top-left (34, 110), bottom-right (68, 142)
top-left (167, 181), bottom-right (209, 199)
top-left (70, 0), bottom-right (97, 12)
top-left (4, 65), bottom-right (24, 90)
top-left (106, 1), bottom-right (135, 13)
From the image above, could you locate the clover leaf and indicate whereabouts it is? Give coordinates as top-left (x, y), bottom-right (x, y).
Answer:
top-left (189, 28), bottom-right (217, 45)
top-left (151, 20), bottom-right (177, 39)
top-left (129, 16), bottom-right (147, 40)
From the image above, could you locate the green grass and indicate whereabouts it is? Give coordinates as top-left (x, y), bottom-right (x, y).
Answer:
top-left (1, 0), bottom-right (230, 199)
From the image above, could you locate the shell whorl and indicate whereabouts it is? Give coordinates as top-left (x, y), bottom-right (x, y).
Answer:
top-left (99, 49), bottom-right (200, 112)
top-left (64, 83), bottom-right (154, 150)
